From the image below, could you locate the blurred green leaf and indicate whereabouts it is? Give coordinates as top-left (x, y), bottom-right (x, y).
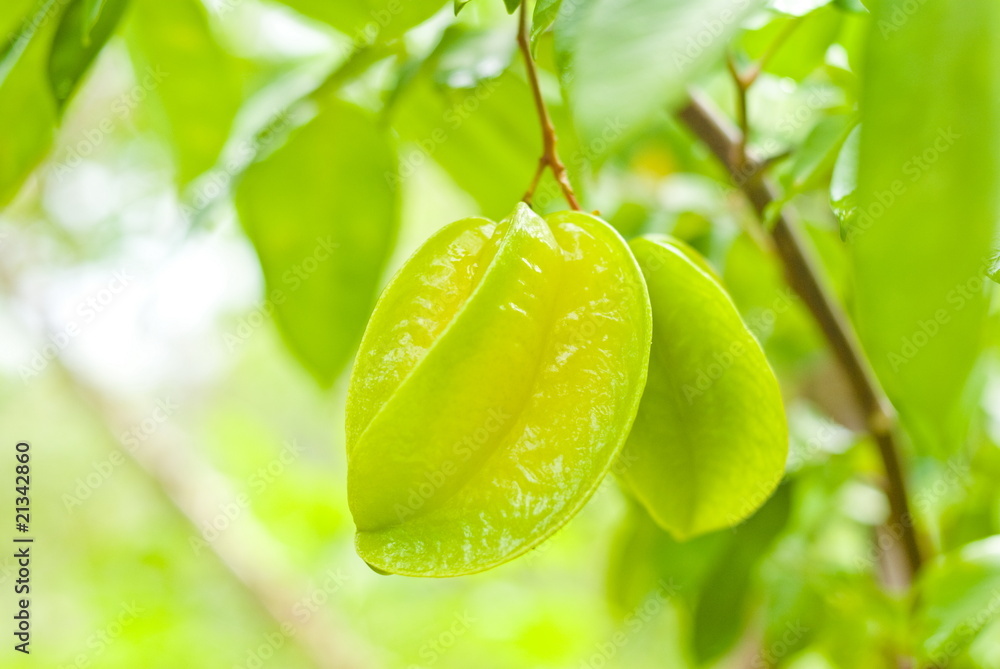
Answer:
top-left (127, 0), bottom-right (243, 184)
top-left (555, 0), bottom-right (764, 151)
top-left (272, 0), bottom-right (444, 42)
top-left (83, 0), bottom-right (108, 34)
top-left (606, 500), bottom-right (731, 616)
top-left (48, 0), bottom-right (128, 109)
top-left (830, 123), bottom-right (859, 238)
top-left (834, 0), bottom-right (867, 12)
top-left (851, 0), bottom-right (1000, 454)
top-left (783, 114), bottom-right (855, 194)
top-left (915, 537), bottom-right (1000, 663)
top-left (235, 99), bottom-right (399, 386)
top-left (987, 252), bottom-right (1000, 285)
top-left (620, 236), bottom-right (788, 539)
top-left (0, 0), bottom-right (44, 86)
top-left (503, 0), bottom-right (522, 13)
top-left (692, 484), bottom-right (792, 662)
top-left (742, 7), bottom-right (843, 81)
top-left (0, 0), bottom-right (57, 208)
top-left (390, 29), bottom-right (582, 217)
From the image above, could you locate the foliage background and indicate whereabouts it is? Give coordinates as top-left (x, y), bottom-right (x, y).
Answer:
top-left (1, 0), bottom-right (1000, 667)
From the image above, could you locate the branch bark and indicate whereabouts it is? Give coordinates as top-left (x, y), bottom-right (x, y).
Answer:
top-left (677, 90), bottom-right (924, 580)
top-left (517, 3), bottom-right (581, 210)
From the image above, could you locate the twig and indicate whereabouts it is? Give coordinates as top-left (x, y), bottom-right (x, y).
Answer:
top-left (516, 3), bottom-right (581, 210)
top-left (51, 361), bottom-right (374, 669)
top-left (677, 91), bottom-right (924, 580)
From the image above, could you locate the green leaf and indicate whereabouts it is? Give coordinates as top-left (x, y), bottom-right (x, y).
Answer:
top-left (555, 0), bottom-right (764, 151)
top-left (830, 123), bottom-right (860, 238)
top-left (915, 537), bottom-right (1000, 662)
top-left (272, 0), bottom-right (444, 42)
top-left (783, 114), bottom-right (855, 194)
top-left (741, 6), bottom-right (843, 81)
top-left (346, 207), bottom-right (651, 576)
top-left (987, 252), bottom-right (1000, 285)
top-left (503, 0), bottom-right (522, 13)
top-left (454, 0), bottom-right (472, 15)
top-left (834, 0), bottom-right (867, 12)
top-left (83, 0), bottom-right (108, 34)
top-left (606, 500), bottom-right (731, 615)
top-left (531, 0), bottom-right (562, 49)
top-left (234, 99), bottom-right (399, 387)
top-left (0, 0), bottom-right (58, 208)
top-left (0, 0), bottom-right (46, 88)
top-left (127, 0), bottom-right (243, 185)
top-left (47, 0), bottom-right (128, 109)
top-left (619, 236), bottom-right (788, 540)
top-left (691, 484), bottom-right (791, 662)
top-left (391, 47), bottom-right (581, 218)
top-left (850, 0), bottom-right (1000, 454)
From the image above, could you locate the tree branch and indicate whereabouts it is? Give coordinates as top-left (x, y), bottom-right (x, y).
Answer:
top-left (52, 361), bottom-right (374, 669)
top-left (517, 3), bottom-right (581, 210)
top-left (677, 91), bottom-right (924, 580)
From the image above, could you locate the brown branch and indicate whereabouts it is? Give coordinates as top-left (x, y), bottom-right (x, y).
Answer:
top-left (517, 3), bottom-right (581, 210)
top-left (50, 361), bottom-right (374, 669)
top-left (677, 91), bottom-right (924, 581)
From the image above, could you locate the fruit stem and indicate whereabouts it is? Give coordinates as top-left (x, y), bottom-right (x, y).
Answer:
top-left (517, 3), bottom-right (582, 211)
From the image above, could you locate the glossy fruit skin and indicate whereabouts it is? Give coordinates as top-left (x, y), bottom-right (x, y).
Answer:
top-left (346, 204), bottom-right (652, 577)
top-left (619, 236), bottom-right (788, 540)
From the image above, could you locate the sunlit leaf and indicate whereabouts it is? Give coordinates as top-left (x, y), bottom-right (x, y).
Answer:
top-left (127, 0), bottom-right (243, 184)
top-left (555, 0), bottom-right (764, 150)
top-left (619, 236), bottom-right (788, 540)
top-left (272, 0), bottom-right (445, 42)
top-left (235, 99), bottom-right (399, 387)
top-left (830, 123), bottom-right (860, 237)
top-left (782, 114), bottom-right (855, 193)
top-left (0, 0), bottom-right (58, 208)
top-left (850, 0), bottom-right (1000, 454)
top-left (915, 537), bottom-right (1000, 662)
top-left (48, 0), bottom-right (128, 109)
top-left (531, 0), bottom-right (562, 50)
